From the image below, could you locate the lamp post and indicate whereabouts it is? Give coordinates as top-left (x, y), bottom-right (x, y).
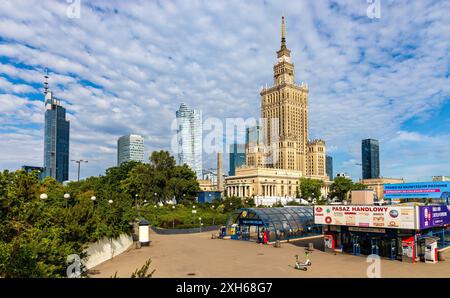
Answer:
top-left (211, 205), bottom-right (215, 225)
top-left (172, 205), bottom-right (176, 228)
top-left (40, 193), bottom-right (48, 200)
top-left (71, 159), bottom-right (88, 182)
top-left (64, 193), bottom-right (70, 208)
top-left (192, 205), bottom-right (197, 225)
top-left (199, 217), bottom-right (203, 232)
top-left (91, 196), bottom-right (96, 211)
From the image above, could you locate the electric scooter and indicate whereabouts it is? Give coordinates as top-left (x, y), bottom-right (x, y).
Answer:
top-left (294, 251), bottom-right (312, 271)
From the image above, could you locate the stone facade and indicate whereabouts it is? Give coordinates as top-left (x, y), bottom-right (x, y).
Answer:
top-left (225, 17), bottom-right (328, 198)
top-left (360, 177), bottom-right (405, 200)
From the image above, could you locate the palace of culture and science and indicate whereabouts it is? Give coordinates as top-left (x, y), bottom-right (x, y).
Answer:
top-left (225, 17), bottom-right (329, 199)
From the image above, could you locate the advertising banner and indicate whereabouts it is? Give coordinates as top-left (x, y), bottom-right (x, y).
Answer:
top-left (314, 205), bottom-right (416, 229)
top-left (418, 205), bottom-right (450, 229)
top-left (384, 182), bottom-right (450, 200)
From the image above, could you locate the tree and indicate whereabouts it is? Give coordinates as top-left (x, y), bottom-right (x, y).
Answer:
top-left (298, 178), bottom-right (323, 203)
top-left (168, 165), bottom-right (200, 204)
top-left (328, 177), bottom-right (354, 202)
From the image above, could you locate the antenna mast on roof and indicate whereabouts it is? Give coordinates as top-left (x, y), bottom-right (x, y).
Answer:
top-left (43, 68), bottom-right (49, 95)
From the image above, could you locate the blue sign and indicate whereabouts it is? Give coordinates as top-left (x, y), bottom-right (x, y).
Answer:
top-left (384, 182), bottom-right (450, 201)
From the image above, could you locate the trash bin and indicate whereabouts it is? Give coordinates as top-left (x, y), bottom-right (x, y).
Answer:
top-left (139, 219), bottom-right (150, 246)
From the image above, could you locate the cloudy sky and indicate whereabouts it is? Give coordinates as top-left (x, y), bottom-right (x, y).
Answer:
top-left (0, 0), bottom-right (449, 182)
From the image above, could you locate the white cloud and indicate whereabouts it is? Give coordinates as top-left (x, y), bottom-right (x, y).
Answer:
top-left (0, 0), bottom-right (449, 181)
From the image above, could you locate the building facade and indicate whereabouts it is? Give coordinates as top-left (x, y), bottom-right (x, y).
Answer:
top-left (326, 155), bottom-right (333, 181)
top-left (22, 165), bottom-right (45, 181)
top-left (258, 17), bottom-right (326, 177)
top-left (225, 17), bottom-right (328, 198)
top-left (225, 167), bottom-right (330, 199)
top-left (229, 144), bottom-right (246, 176)
top-left (117, 134), bottom-right (145, 166)
top-left (43, 89), bottom-right (70, 183)
top-left (432, 176), bottom-right (450, 182)
top-left (362, 138), bottom-right (380, 179)
top-left (176, 103), bottom-right (203, 178)
top-left (360, 177), bottom-right (405, 201)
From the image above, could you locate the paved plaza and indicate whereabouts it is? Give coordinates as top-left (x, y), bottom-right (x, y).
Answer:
top-left (90, 230), bottom-right (450, 278)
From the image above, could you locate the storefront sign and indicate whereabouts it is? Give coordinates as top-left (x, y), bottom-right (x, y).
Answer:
top-left (314, 205), bottom-right (416, 229)
top-left (384, 182), bottom-right (450, 200)
top-left (348, 227), bottom-right (386, 233)
top-left (418, 205), bottom-right (450, 229)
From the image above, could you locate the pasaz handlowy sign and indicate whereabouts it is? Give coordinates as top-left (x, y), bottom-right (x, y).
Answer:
top-left (314, 205), bottom-right (416, 229)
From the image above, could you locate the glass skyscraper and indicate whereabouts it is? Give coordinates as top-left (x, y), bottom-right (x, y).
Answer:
top-left (229, 144), bottom-right (246, 176)
top-left (361, 138), bottom-right (380, 179)
top-left (117, 134), bottom-right (145, 166)
top-left (176, 103), bottom-right (202, 178)
top-left (326, 155), bottom-right (333, 181)
top-left (43, 90), bottom-right (70, 183)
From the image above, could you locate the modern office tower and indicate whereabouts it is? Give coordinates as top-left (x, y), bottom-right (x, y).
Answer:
top-left (326, 155), bottom-right (333, 181)
top-left (362, 138), bottom-right (380, 179)
top-left (229, 144), bottom-right (246, 176)
top-left (22, 165), bottom-right (45, 181)
top-left (259, 17), bottom-right (326, 177)
top-left (43, 74), bottom-right (70, 183)
top-left (176, 103), bottom-right (203, 178)
top-left (117, 134), bottom-right (145, 166)
top-left (245, 125), bottom-right (265, 168)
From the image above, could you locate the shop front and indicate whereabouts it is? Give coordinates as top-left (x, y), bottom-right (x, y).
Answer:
top-left (315, 205), bottom-right (450, 263)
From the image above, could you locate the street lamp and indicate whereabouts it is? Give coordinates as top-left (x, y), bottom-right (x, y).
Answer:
top-left (71, 159), bottom-right (88, 182)
top-left (172, 205), bottom-right (176, 228)
top-left (199, 217), bottom-right (203, 232)
top-left (64, 193), bottom-right (70, 208)
top-left (91, 196), bottom-right (96, 211)
top-left (108, 199), bottom-right (113, 204)
top-left (40, 193), bottom-right (48, 200)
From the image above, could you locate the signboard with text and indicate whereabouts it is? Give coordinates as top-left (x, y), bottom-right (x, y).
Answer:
top-left (418, 205), bottom-right (450, 229)
top-left (384, 182), bottom-right (450, 200)
top-left (314, 205), bottom-right (416, 229)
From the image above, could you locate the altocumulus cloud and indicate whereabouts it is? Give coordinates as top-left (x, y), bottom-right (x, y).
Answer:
top-left (0, 0), bottom-right (449, 181)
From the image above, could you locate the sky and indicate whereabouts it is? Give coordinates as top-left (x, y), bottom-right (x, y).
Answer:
top-left (0, 0), bottom-right (449, 182)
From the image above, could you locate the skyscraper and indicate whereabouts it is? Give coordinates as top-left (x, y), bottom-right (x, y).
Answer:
top-left (326, 155), bottom-right (333, 181)
top-left (229, 143), bottom-right (246, 176)
top-left (176, 103), bottom-right (202, 178)
top-left (259, 16), bottom-right (326, 177)
top-left (43, 75), bottom-right (70, 183)
top-left (117, 134), bottom-right (145, 166)
top-left (362, 138), bottom-right (380, 179)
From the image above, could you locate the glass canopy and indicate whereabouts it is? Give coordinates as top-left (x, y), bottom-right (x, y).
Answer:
top-left (225, 206), bottom-right (321, 242)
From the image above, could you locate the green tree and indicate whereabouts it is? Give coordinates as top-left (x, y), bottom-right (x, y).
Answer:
top-left (298, 178), bottom-right (323, 203)
top-left (328, 177), bottom-right (354, 202)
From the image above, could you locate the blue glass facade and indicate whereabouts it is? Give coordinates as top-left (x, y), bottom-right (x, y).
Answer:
top-left (362, 138), bottom-right (380, 179)
top-left (44, 96), bottom-right (70, 183)
top-left (326, 155), bottom-right (333, 181)
top-left (229, 143), bottom-right (246, 176)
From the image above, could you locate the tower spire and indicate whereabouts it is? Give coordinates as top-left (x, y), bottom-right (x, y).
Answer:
top-left (281, 16), bottom-right (286, 47)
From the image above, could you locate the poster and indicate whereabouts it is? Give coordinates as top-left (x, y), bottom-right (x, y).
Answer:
top-left (418, 205), bottom-right (450, 229)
